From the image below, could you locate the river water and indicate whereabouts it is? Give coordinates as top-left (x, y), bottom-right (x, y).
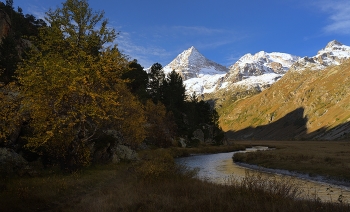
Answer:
top-left (175, 147), bottom-right (350, 203)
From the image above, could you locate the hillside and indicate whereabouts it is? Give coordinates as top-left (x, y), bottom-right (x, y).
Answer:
top-left (220, 59), bottom-right (350, 140)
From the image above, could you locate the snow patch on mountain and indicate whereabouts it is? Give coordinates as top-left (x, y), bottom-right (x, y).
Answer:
top-left (230, 73), bottom-right (283, 91)
top-left (217, 51), bottom-right (300, 92)
top-left (184, 72), bottom-right (225, 94)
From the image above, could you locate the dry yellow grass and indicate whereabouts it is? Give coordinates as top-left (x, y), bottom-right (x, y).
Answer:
top-left (1, 147), bottom-right (350, 211)
top-left (233, 140), bottom-right (350, 181)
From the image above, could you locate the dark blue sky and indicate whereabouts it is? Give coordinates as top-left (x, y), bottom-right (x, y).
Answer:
top-left (12, 0), bottom-right (350, 68)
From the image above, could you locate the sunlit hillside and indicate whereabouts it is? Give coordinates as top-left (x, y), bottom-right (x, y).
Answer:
top-left (219, 59), bottom-right (350, 140)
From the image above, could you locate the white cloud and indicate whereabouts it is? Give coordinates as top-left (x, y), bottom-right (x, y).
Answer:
top-left (172, 26), bottom-right (228, 35)
top-left (318, 0), bottom-right (350, 35)
top-left (113, 25), bottom-right (247, 67)
top-left (116, 32), bottom-right (171, 68)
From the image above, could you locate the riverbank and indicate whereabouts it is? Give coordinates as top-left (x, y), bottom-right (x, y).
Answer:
top-left (232, 141), bottom-right (350, 183)
top-left (1, 145), bottom-right (349, 211)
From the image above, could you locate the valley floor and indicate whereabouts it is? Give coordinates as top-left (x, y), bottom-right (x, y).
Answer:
top-left (233, 140), bottom-right (350, 183)
top-left (1, 145), bottom-right (349, 212)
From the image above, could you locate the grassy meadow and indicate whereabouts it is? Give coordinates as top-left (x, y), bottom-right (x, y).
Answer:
top-left (233, 141), bottom-right (350, 182)
top-left (1, 145), bottom-right (350, 211)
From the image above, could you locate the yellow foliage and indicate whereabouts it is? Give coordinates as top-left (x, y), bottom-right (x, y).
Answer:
top-left (15, 0), bottom-right (146, 169)
top-left (0, 83), bottom-right (21, 143)
top-left (144, 100), bottom-right (177, 147)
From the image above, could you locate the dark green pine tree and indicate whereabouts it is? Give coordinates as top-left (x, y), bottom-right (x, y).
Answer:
top-left (122, 59), bottom-right (149, 102)
top-left (160, 70), bottom-right (186, 134)
top-left (162, 70), bottom-right (186, 111)
top-left (147, 62), bottom-right (164, 103)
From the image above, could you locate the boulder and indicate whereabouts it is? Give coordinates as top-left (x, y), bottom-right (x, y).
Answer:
top-left (178, 138), bottom-right (187, 148)
top-left (111, 144), bottom-right (138, 163)
top-left (93, 142), bottom-right (138, 164)
top-left (0, 148), bottom-right (28, 175)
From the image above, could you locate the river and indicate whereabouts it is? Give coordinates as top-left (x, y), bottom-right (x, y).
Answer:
top-left (175, 146), bottom-right (350, 203)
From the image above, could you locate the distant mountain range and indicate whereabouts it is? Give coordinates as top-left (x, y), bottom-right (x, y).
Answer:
top-left (162, 40), bottom-right (350, 98)
top-left (161, 40), bottom-right (350, 140)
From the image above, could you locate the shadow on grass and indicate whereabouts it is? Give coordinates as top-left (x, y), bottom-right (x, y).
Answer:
top-left (226, 107), bottom-right (350, 141)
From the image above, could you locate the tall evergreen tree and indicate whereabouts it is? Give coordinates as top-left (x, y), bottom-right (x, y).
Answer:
top-left (147, 62), bottom-right (164, 103)
top-left (122, 59), bottom-right (149, 102)
top-left (162, 70), bottom-right (186, 110)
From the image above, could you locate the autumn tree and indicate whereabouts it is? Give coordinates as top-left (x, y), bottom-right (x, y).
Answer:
top-left (144, 100), bottom-right (176, 147)
top-left (17, 0), bottom-right (145, 170)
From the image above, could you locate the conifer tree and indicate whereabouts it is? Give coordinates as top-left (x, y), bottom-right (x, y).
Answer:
top-left (147, 62), bottom-right (164, 103)
top-left (162, 70), bottom-right (186, 110)
top-left (122, 59), bottom-right (149, 102)
top-left (17, 0), bottom-right (145, 170)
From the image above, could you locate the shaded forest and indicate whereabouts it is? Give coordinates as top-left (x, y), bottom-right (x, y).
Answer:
top-left (0, 0), bottom-right (224, 171)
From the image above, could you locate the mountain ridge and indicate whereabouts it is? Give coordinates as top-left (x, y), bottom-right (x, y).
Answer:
top-left (161, 40), bottom-right (350, 100)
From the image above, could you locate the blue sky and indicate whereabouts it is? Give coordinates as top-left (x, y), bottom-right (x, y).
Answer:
top-left (10, 0), bottom-right (350, 68)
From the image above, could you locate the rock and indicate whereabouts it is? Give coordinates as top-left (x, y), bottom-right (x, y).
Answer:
top-left (178, 138), bottom-right (187, 148)
top-left (111, 144), bottom-right (138, 162)
top-left (269, 62), bottom-right (284, 74)
top-left (93, 142), bottom-right (139, 164)
top-left (0, 148), bottom-right (28, 175)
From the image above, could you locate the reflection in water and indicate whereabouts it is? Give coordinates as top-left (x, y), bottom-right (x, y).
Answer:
top-left (175, 147), bottom-right (350, 203)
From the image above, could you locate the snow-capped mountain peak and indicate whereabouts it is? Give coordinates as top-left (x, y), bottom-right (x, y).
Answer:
top-left (173, 46), bottom-right (205, 65)
top-left (163, 46), bottom-right (228, 80)
top-left (163, 47), bottom-right (228, 95)
top-left (233, 51), bottom-right (299, 73)
top-left (291, 40), bottom-right (350, 71)
top-left (161, 40), bottom-right (350, 97)
top-left (323, 40), bottom-right (344, 50)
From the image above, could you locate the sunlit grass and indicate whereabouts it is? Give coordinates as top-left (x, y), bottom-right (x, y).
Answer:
top-left (233, 141), bottom-right (350, 182)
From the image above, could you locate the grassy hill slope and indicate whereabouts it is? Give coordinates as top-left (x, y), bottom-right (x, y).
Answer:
top-left (219, 59), bottom-right (350, 140)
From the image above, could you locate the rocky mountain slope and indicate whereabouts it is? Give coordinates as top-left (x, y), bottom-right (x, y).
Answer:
top-left (218, 51), bottom-right (300, 92)
top-left (220, 58), bottom-right (350, 141)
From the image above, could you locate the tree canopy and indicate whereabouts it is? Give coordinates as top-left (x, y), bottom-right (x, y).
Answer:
top-left (17, 0), bottom-right (145, 170)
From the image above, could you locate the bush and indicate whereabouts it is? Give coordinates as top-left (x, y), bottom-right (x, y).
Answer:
top-left (134, 149), bottom-right (197, 182)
